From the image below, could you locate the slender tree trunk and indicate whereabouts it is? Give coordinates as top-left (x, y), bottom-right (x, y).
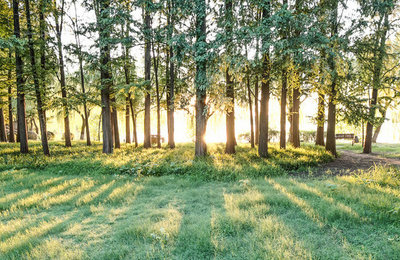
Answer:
top-left (254, 76), bottom-right (259, 145)
top-left (291, 73), bottom-right (300, 148)
top-left (55, 0), bottom-right (71, 147)
top-left (372, 123), bottom-right (383, 143)
top-left (0, 109), bottom-right (6, 142)
top-left (129, 99), bottom-right (138, 147)
top-left (143, 4), bottom-right (151, 149)
top-left (258, 4), bottom-right (271, 158)
top-left (152, 42), bottom-right (161, 148)
top-left (13, 0), bottom-right (28, 153)
top-left (166, 2), bottom-right (175, 149)
top-left (125, 96), bottom-right (131, 143)
top-left (195, 0), bottom-right (207, 157)
top-left (25, 0), bottom-right (50, 155)
top-left (98, 0), bottom-right (113, 153)
top-left (247, 74), bottom-right (254, 148)
top-left (364, 13), bottom-right (389, 154)
top-left (225, 68), bottom-right (235, 153)
top-left (111, 97), bottom-right (120, 148)
top-left (316, 92), bottom-right (325, 146)
top-left (280, 65), bottom-right (287, 149)
top-left (7, 51), bottom-right (15, 143)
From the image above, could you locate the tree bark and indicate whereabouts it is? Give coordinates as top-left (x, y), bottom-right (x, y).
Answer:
top-left (7, 51), bottom-right (15, 143)
top-left (315, 92), bottom-right (325, 146)
top-left (152, 42), bottom-right (161, 148)
top-left (325, 0), bottom-right (339, 156)
top-left (80, 115), bottom-right (85, 140)
top-left (55, 0), bottom-right (71, 147)
top-left (291, 75), bottom-right (300, 148)
top-left (98, 0), bottom-right (113, 154)
top-left (166, 0), bottom-right (175, 148)
top-left (280, 65), bottom-right (287, 149)
top-left (111, 97), bottom-right (120, 148)
top-left (225, 68), bottom-right (235, 153)
top-left (364, 13), bottom-right (389, 154)
top-left (372, 122), bottom-right (383, 143)
top-left (143, 4), bottom-right (151, 149)
top-left (25, 0), bottom-right (50, 155)
top-left (254, 76), bottom-right (259, 145)
top-left (125, 96), bottom-right (131, 143)
top-left (0, 109), bottom-right (6, 142)
top-left (129, 98), bottom-right (138, 147)
top-left (13, 0), bottom-right (28, 153)
top-left (247, 74), bottom-right (254, 148)
top-left (195, 0), bottom-right (207, 157)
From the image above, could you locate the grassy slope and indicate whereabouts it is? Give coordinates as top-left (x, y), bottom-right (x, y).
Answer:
top-left (0, 142), bottom-right (399, 259)
top-left (337, 142), bottom-right (400, 158)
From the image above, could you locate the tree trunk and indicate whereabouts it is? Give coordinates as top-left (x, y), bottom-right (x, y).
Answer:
top-left (143, 4), bottom-right (151, 149)
top-left (258, 5), bottom-right (271, 158)
top-left (125, 96), bottom-right (131, 143)
top-left (372, 122), bottom-right (383, 143)
top-left (129, 98), bottom-right (138, 147)
top-left (98, 0), bottom-right (113, 154)
top-left (13, 0), bottom-right (28, 153)
top-left (7, 51), bottom-right (15, 143)
top-left (316, 92), bottom-right (325, 146)
top-left (152, 42), bottom-right (161, 148)
top-left (325, 0), bottom-right (339, 157)
top-left (111, 97), bottom-right (120, 149)
top-left (247, 74), bottom-right (254, 148)
top-left (280, 65), bottom-right (287, 149)
top-left (166, 2), bottom-right (175, 149)
top-left (254, 76), bottom-right (259, 146)
top-left (0, 109), bottom-right (6, 142)
top-left (291, 74), bottom-right (300, 148)
top-left (225, 67), bottom-right (235, 154)
top-left (55, 0), bottom-right (71, 147)
top-left (195, 0), bottom-right (207, 157)
top-left (80, 115), bottom-right (85, 140)
top-left (25, 0), bottom-right (50, 155)
top-left (364, 13), bottom-right (389, 154)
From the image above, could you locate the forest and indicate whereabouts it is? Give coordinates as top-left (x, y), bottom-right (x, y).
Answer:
top-left (1, 0), bottom-right (400, 259)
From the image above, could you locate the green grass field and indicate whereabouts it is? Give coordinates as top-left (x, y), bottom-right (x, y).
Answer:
top-left (1, 142), bottom-right (399, 259)
top-left (337, 142), bottom-right (400, 158)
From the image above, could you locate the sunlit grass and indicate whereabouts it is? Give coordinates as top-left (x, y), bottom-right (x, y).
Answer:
top-left (337, 142), bottom-right (400, 158)
top-left (0, 143), bottom-right (399, 259)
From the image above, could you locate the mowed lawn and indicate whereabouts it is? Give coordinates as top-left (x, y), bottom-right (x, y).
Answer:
top-left (1, 142), bottom-right (399, 259)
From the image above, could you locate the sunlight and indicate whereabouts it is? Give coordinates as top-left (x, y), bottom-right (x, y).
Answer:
top-left (267, 179), bottom-right (324, 227)
top-left (75, 181), bottom-right (115, 206)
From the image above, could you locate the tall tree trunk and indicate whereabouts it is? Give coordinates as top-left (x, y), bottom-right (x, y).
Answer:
top-left (13, 0), bottom-right (28, 153)
top-left (195, 0), bottom-right (207, 157)
top-left (7, 51), bottom-right (15, 143)
top-left (280, 65), bottom-right (287, 149)
top-left (325, 0), bottom-right (339, 156)
top-left (0, 109), bottom-right (6, 142)
top-left (55, 0), bottom-right (71, 147)
top-left (291, 75), bottom-right (300, 148)
top-left (225, 68), bottom-right (235, 154)
top-left (152, 42), bottom-right (161, 148)
top-left (125, 96), bottom-right (131, 143)
top-left (111, 97), bottom-right (120, 148)
top-left (315, 92), bottom-right (325, 146)
top-left (143, 4), bottom-right (151, 148)
top-left (254, 76), bottom-right (259, 145)
top-left (25, 0), bottom-right (50, 155)
top-left (364, 13), bottom-right (389, 154)
top-left (98, 0), bottom-right (113, 153)
top-left (129, 98), bottom-right (138, 147)
top-left (247, 73), bottom-right (254, 148)
top-left (166, 1), bottom-right (175, 149)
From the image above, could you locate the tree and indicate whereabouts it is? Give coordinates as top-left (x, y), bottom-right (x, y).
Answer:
top-left (13, 0), bottom-right (28, 153)
top-left (194, 0), bottom-right (207, 157)
top-left (166, 0), bottom-right (175, 148)
top-left (143, 0), bottom-right (152, 149)
top-left (24, 0), bottom-right (49, 155)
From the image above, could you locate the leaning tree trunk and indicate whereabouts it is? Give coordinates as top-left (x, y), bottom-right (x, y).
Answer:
top-left (98, 0), bottom-right (113, 153)
top-left (111, 97), bottom-right (120, 149)
top-left (25, 0), bottom-right (50, 155)
top-left (143, 4), bottom-right (151, 149)
top-left (364, 13), bottom-right (388, 154)
top-left (372, 123), bottom-right (382, 143)
top-left (152, 42), bottom-right (161, 148)
top-left (7, 51), bottom-right (15, 143)
top-left (13, 0), bottom-right (28, 153)
top-left (129, 98), bottom-right (138, 148)
top-left (194, 0), bottom-right (208, 157)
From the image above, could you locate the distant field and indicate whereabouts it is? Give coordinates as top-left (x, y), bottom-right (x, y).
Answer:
top-left (337, 142), bottom-right (400, 158)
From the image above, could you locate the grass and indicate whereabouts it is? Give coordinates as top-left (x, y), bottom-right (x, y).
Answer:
top-left (337, 142), bottom-right (400, 158)
top-left (1, 142), bottom-right (399, 259)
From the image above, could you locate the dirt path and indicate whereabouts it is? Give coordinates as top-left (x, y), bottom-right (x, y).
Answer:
top-left (318, 150), bottom-right (400, 175)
